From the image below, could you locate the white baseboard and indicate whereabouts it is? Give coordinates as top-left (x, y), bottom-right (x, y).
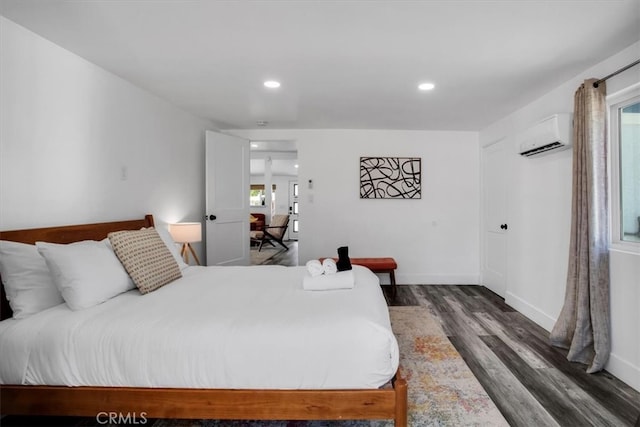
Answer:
top-left (390, 274), bottom-right (479, 285)
top-left (505, 291), bottom-right (556, 332)
top-left (606, 352), bottom-right (640, 392)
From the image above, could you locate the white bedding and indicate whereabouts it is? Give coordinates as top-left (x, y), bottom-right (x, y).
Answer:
top-left (0, 265), bottom-right (399, 389)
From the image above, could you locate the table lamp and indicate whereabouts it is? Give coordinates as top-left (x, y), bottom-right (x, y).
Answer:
top-left (168, 222), bottom-right (202, 265)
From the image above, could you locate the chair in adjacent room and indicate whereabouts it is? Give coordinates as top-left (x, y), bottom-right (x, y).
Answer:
top-left (250, 213), bottom-right (265, 231)
top-left (250, 214), bottom-right (290, 251)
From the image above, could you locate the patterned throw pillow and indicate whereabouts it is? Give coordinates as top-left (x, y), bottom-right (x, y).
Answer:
top-left (108, 228), bottom-right (182, 294)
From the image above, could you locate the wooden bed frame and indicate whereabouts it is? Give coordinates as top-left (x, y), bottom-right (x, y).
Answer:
top-left (0, 215), bottom-right (408, 426)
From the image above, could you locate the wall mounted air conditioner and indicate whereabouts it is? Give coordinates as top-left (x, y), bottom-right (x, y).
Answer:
top-left (518, 114), bottom-right (573, 157)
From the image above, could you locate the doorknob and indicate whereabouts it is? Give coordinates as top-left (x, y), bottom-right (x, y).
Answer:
top-left (205, 214), bottom-right (217, 221)
top-left (500, 223), bottom-right (508, 230)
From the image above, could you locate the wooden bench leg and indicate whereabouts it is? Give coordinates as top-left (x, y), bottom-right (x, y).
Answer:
top-left (388, 270), bottom-right (397, 298)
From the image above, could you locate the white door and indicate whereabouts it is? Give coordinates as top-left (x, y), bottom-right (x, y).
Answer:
top-left (205, 130), bottom-right (250, 266)
top-left (288, 180), bottom-right (299, 240)
top-left (481, 139), bottom-right (508, 296)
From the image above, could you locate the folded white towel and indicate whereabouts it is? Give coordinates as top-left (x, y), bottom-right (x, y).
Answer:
top-left (322, 258), bottom-right (338, 275)
top-left (303, 270), bottom-right (355, 291)
top-left (306, 259), bottom-right (324, 277)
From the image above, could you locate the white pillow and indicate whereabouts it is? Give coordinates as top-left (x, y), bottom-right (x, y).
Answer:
top-left (155, 226), bottom-right (189, 270)
top-left (36, 240), bottom-right (135, 310)
top-left (0, 240), bottom-right (64, 319)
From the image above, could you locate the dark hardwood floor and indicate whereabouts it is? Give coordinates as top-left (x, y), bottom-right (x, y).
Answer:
top-left (382, 285), bottom-right (640, 427)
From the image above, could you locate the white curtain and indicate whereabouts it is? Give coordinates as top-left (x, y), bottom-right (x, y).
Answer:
top-left (550, 78), bottom-right (610, 373)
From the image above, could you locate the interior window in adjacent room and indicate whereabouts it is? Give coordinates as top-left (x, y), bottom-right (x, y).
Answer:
top-left (250, 184), bottom-right (266, 207)
top-left (250, 184), bottom-right (276, 207)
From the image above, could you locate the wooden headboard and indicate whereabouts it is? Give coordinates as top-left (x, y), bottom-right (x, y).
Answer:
top-left (0, 215), bottom-right (155, 321)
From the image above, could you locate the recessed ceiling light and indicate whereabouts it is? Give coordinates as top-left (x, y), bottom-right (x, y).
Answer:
top-left (250, 143), bottom-right (258, 148)
top-left (294, 164), bottom-right (299, 168)
top-left (264, 80), bottom-right (281, 88)
top-left (418, 82), bottom-right (435, 91)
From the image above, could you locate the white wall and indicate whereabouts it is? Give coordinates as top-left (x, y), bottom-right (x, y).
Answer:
top-left (233, 129), bottom-right (480, 285)
top-left (479, 41), bottom-right (640, 391)
top-left (0, 17), bottom-right (214, 259)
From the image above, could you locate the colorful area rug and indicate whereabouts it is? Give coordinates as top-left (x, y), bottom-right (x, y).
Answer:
top-left (154, 306), bottom-right (507, 426)
top-left (389, 306), bottom-right (508, 426)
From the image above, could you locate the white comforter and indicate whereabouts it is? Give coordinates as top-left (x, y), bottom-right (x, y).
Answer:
top-left (0, 265), bottom-right (399, 389)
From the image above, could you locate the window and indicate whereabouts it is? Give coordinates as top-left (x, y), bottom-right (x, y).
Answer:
top-left (250, 184), bottom-right (276, 207)
top-left (609, 86), bottom-right (640, 248)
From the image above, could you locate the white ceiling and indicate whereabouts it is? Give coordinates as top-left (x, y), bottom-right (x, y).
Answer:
top-left (1, 0), bottom-right (639, 131)
top-left (250, 141), bottom-right (298, 176)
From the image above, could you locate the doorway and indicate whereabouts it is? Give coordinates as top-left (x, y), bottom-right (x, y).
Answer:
top-left (249, 140), bottom-right (299, 266)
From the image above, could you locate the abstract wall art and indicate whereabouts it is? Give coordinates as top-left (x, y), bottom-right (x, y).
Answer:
top-left (360, 156), bottom-right (421, 199)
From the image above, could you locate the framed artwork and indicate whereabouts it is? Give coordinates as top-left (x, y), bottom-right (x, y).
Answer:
top-left (360, 157), bottom-right (421, 199)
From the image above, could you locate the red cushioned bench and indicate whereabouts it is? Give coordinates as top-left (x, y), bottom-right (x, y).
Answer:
top-left (320, 257), bottom-right (398, 288)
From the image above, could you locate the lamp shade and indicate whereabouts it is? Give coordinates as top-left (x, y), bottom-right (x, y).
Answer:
top-left (168, 222), bottom-right (202, 243)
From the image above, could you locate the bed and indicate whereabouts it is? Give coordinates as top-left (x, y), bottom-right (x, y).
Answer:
top-left (0, 215), bottom-right (407, 425)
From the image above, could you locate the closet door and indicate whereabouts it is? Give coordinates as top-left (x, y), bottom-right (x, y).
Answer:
top-left (481, 139), bottom-right (508, 297)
